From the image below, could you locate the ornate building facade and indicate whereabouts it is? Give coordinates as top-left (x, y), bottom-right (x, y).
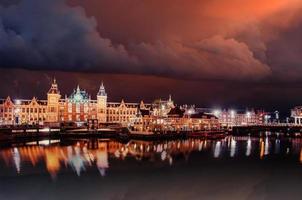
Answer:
top-left (0, 79), bottom-right (153, 126)
top-left (0, 79), bottom-right (220, 131)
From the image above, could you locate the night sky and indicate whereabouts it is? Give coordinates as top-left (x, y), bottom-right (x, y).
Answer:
top-left (1, 0), bottom-right (302, 117)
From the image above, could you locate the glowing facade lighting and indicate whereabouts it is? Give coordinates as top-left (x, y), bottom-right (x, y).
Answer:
top-left (213, 109), bottom-right (221, 117)
top-left (15, 99), bottom-right (21, 105)
top-left (14, 108), bottom-right (20, 114)
top-left (246, 111), bottom-right (251, 118)
top-left (230, 110), bottom-right (236, 118)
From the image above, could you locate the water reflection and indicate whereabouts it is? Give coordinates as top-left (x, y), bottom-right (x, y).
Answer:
top-left (246, 137), bottom-right (252, 157)
top-left (214, 141), bottom-right (221, 158)
top-left (2, 137), bottom-right (302, 178)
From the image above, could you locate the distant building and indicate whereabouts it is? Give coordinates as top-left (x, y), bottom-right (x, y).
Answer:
top-left (291, 106), bottom-right (302, 125)
top-left (131, 104), bottom-right (220, 132)
top-left (209, 109), bottom-right (268, 127)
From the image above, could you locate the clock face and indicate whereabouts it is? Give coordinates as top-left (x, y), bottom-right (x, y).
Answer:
top-left (50, 97), bottom-right (56, 103)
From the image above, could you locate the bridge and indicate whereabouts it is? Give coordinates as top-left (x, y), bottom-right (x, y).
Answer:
top-left (231, 123), bottom-right (302, 136)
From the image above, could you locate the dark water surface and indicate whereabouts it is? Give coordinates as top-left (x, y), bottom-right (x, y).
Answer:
top-left (1, 136), bottom-right (302, 200)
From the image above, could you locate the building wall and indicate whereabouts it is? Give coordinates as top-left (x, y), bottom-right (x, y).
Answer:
top-left (291, 107), bottom-right (302, 125)
top-left (0, 97), bottom-right (48, 125)
top-left (215, 110), bottom-right (267, 127)
top-left (0, 80), bottom-right (144, 125)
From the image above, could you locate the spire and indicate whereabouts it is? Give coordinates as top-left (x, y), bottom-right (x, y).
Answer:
top-left (97, 81), bottom-right (107, 96)
top-left (76, 85), bottom-right (80, 92)
top-left (167, 94), bottom-right (174, 108)
top-left (140, 100), bottom-right (146, 109)
top-left (48, 78), bottom-right (60, 94)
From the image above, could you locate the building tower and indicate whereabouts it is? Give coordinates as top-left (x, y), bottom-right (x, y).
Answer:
top-left (46, 78), bottom-right (61, 123)
top-left (167, 94), bottom-right (175, 108)
top-left (97, 82), bottom-right (107, 123)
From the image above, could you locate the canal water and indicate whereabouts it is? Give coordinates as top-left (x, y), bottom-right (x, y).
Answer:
top-left (1, 136), bottom-right (302, 200)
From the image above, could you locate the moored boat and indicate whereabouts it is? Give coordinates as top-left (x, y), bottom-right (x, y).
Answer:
top-left (187, 130), bottom-right (227, 139)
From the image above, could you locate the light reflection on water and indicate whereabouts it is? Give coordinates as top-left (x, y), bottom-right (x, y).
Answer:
top-left (1, 136), bottom-right (302, 178)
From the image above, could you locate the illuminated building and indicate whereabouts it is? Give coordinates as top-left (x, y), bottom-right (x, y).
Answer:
top-left (131, 105), bottom-right (220, 132)
top-left (291, 106), bottom-right (302, 125)
top-left (0, 78), bottom-right (152, 126)
top-left (211, 109), bottom-right (268, 127)
top-left (0, 78), bottom-right (232, 130)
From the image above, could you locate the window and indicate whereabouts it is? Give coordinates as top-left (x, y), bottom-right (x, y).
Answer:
top-left (84, 104), bottom-right (88, 113)
top-left (68, 103), bottom-right (72, 113)
top-left (76, 103), bottom-right (80, 113)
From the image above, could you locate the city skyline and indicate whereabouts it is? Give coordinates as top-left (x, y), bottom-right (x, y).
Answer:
top-left (0, 78), bottom-right (278, 129)
top-left (1, 1), bottom-right (302, 199)
top-left (1, 0), bottom-right (302, 118)
top-left (0, 69), bottom-right (300, 117)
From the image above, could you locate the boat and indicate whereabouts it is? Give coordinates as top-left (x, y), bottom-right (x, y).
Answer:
top-left (187, 130), bottom-right (227, 139)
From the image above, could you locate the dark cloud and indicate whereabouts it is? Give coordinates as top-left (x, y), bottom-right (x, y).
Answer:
top-left (69, 0), bottom-right (302, 81)
top-left (266, 20), bottom-right (302, 81)
top-left (130, 36), bottom-right (271, 80)
top-left (4, 0), bottom-right (301, 81)
top-left (0, 0), bottom-right (137, 71)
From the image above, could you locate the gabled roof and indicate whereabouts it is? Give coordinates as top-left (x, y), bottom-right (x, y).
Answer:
top-left (167, 107), bottom-right (185, 117)
top-left (190, 112), bottom-right (218, 119)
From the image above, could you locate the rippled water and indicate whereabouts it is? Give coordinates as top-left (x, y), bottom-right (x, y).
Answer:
top-left (1, 136), bottom-right (302, 200)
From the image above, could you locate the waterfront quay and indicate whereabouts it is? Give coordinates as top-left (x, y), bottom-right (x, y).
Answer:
top-left (2, 123), bottom-right (302, 146)
top-left (0, 124), bottom-right (225, 144)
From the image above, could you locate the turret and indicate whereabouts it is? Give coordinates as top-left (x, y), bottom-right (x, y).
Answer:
top-left (46, 78), bottom-right (61, 123)
top-left (97, 82), bottom-right (107, 97)
top-left (97, 82), bottom-right (107, 123)
top-left (140, 100), bottom-right (146, 110)
top-left (167, 94), bottom-right (175, 108)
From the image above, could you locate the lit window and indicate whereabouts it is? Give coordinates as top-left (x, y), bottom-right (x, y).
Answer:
top-left (76, 103), bottom-right (80, 113)
top-left (68, 103), bottom-right (72, 113)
